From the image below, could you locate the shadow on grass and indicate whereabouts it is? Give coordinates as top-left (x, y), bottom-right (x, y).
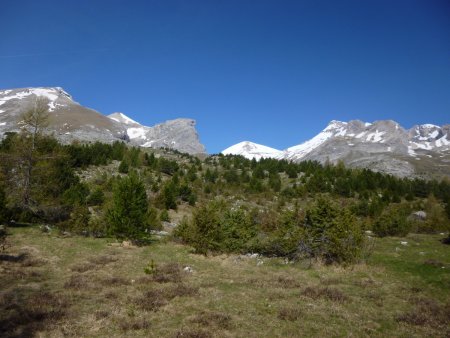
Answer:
top-left (0, 289), bottom-right (69, 338)
top-left (0, 253), bottom-right (28, 263)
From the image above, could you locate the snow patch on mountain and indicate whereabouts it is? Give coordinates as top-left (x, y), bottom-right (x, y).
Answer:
top-left (0, 87), bottom-right (72, 112)
top-left (108, 112), bottom-right (140, 125)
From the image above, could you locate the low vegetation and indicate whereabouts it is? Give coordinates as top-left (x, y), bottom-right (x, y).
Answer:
top-left (0, 227), bottom-right (449, 337)
top-left (0, 104), bottom-right (449, 336)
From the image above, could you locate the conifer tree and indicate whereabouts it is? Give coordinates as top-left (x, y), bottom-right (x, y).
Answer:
top-left (107, 172), bottom-right (149, 240)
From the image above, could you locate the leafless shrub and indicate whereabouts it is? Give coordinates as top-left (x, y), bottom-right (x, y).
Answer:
top-left (278, 307), bottom-right (302, 321)
top-left (190, 311), bottom-right (232, 329)
top-left (301, 286), bottom-right (348, 302)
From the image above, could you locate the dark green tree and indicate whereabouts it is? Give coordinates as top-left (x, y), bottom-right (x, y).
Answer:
top-left (118, 159), bottom-right (129, 174)
top-left (107, 173), bottom-right (149, 240)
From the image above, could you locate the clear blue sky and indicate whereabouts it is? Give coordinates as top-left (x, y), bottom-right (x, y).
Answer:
top-left (1, 0), bottom-right (449, 153)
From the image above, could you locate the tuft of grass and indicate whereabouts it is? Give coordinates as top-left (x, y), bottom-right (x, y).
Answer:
top-left (118, 317), bottom-right (151, 331)
top-left (88, 255), bottom-right (118, 265)
top-left (278, 307), bottom-right (302, 321)
top-left (190, 310), bottom-right (232, 329)
top-left (396, 297), bottom-right (450, 329)
top-left (70, 262), bottom-right (96, 273)
top-left (174, 328), bottom-right (212, 338)
top-left (134, 284), bottom-right (199, 312)
top-left (102, 275), bottom-right (130, 286)
top-left (64, 274), bottom-right (94, 290)
top-left (276, 276), bottom-right (301, 288)
top-left (152, 262), bottom-right (183, 283)
top-left (301, 286), bottom-right (348, 302)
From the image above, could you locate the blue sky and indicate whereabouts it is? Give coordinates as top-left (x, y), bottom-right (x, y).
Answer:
top-left (1, 0), bottom-right (449, 153)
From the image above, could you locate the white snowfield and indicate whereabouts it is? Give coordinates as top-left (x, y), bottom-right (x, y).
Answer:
top-left (222, 120), bottom-right (450, 161)
top-left (0, 87), bottom-right (72, 112)
top-left (222, 141), bottom-right (282, 160)
top-left (108, 112), bottom-right (140, 125)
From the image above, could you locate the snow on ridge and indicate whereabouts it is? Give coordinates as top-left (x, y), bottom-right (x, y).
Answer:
top-left (286, 129), bottom-right (334, 159)
top-left (108, 112), bottom-right (141, 126)
top-left (420, 123), bottom-right (439, 129)
top-left (366, 130), bottom-right (386, 143)
top-left (118, 113), bottom-right (140, 125)
top-left (0, 87), bottom-right (71, 111)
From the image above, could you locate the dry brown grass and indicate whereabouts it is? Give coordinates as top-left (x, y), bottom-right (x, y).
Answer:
top-left (118, 317), bottom-right (151, 331)
top-left (397, 297), bottom-right (450, 329)
top-left (278, 307), bottom-right (303, 321)
top-left (190, 310), bottom-right (232, 329)
top-left (88, 254), bottom-right (118, 265)
top-left (174, 328), bottom-right (212, 338)
top-left (2, 227), bottom-right (449, 337)
top-left (301, 286), bottom-right (348, 303)
top-left (133, 283), bottom-right (199, 312)
top-left (102, 275), bottom-right (130, 286)
top-left (152, 262), bottom-right (183, 283)
top-left (64, 273), bottom-right (95, 290)
top-left (0, 289), bottom-right (69, 338)
top-left (70, 262), bottom-right (96, 273)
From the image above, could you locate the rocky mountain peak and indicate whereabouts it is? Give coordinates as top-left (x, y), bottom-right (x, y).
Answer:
top-left (223, 119), bottom-right (450, 178)
top-left (0, 87), bottom-right (206, 154)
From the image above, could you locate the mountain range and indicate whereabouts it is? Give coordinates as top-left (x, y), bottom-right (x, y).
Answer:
top-left (0, 87), bottom-right (448, 178)
top-left (0, 87), bottom-right (205, 154)
top-left (222, 120), bottom-right (450, 178)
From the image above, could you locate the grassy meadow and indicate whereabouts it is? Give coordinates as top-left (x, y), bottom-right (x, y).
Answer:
top-left (1, 226), bottom-right (449, 337)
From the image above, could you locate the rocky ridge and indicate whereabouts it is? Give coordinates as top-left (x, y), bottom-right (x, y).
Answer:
top-left (222, 120), bottom-right (450, 178)
top-left (0, 87), bottom-right (205, 154)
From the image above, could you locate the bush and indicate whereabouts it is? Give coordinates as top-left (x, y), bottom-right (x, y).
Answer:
top-left (297, 197), bottom-right (364, 264)
top-left (373, 204), bottom-right (412, 237)
top-left (87, 188), bottom-right (105, 206)
top-left (118, 160), bottom-right (129, 174)
top-left (160, 209), bottom-right (170, 222)
top-left (107, 173), bottom-right (150, 241)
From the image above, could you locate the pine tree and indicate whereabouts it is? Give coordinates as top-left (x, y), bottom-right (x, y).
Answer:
top-left (107, 172), bottom-right (149, 240)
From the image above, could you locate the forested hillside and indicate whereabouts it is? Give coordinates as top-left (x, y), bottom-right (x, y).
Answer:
top-left (1, 124), bottom-right (449, 263)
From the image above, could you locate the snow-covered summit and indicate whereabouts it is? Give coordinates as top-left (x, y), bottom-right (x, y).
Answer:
top-left (221, 119), bottom-right (450, 177)
top-left (222, 141), bottom-right (282, 160)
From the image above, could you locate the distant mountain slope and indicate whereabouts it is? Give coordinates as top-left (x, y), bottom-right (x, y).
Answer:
top-left (222, 120), bottom-right (450, 178)
top-left (107, 113), bottom-right (206, 154)
top-left (0, 87), bottom-right (127, 143)
top-left (222, 141), bottom-right (282, 160)
top-left (0, 87), bottom-right (206, 154)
